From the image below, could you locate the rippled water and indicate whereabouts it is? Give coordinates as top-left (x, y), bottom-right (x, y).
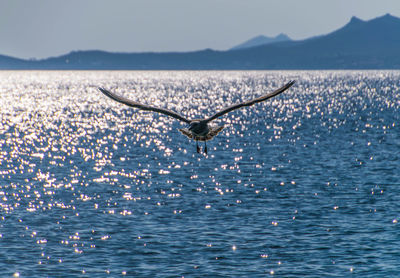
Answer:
top-left (0, 71), bottom-right (399, 277)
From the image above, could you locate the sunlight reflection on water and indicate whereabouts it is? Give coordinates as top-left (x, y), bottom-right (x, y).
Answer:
top-left (0, 70), bottom-right (399, 277)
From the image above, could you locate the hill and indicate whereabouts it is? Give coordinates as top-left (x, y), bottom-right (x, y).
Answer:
top-left (0, 54), bottom-right (29, 69)
top-left (1, 14), bottom-right (400, 69)
top-left (230, 33), bottom-right (291, 50)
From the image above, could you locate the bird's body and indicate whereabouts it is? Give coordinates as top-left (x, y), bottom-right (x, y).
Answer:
top-left (189, 120), bottom-right (209, 136)
top-left (99, 80), bottom-right (295, 154)
top-left (177, 120), bottom-right (223, 153)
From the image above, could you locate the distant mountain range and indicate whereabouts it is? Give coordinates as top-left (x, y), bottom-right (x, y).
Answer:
top-left (1, 14), bottom-right (400, 70)
top-left (230, 33), bottom-right (291, 50)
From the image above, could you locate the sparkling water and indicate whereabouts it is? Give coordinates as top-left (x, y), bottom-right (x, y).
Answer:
top-left (0, 70), bottom-right (399, 277)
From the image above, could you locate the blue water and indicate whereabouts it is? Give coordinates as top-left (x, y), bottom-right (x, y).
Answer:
top-left (0, 71), bottom-right (399, 277)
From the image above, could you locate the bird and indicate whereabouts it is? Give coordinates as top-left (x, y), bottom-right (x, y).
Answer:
top-left (99, 80), bottom-right (295, 154)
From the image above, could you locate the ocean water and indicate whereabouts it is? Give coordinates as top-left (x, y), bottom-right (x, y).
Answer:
top-left (0, 70), bottom-right (399, 277)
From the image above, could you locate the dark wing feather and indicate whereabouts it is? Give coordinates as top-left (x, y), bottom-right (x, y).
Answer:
top-left (204, 80), bottom-right (295, 123)
top-left (99, 88), bottom-right (191, 124)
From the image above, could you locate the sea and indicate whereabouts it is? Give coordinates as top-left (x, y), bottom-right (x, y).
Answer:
top-left (0, 70), bottom-right (399, 277)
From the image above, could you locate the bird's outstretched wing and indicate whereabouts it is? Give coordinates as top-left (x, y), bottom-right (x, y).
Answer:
top-left (99, 88), bottom-right (191, 124)
top-left (204, 80), bottom-right (295, 123)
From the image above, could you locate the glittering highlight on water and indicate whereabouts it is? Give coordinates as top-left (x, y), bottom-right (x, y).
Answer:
top-left (0, 70), bottom-right (399, 277)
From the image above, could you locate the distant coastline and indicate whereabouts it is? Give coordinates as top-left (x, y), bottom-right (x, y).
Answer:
top-left (1, 14), bottom-right (400, 70)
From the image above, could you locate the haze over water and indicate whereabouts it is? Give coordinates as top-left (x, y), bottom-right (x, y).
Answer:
top-left (0, 70), bottom-right (399, 277)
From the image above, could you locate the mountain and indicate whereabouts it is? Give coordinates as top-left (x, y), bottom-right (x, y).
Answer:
top-left (230, 33), bottom-right (291, 50)
top-left (0, 54), bottom-right (29, 69)
top-left (224, 13), bottom-right (400, 69)
top-left (1, 14), bottom-right (400, 69)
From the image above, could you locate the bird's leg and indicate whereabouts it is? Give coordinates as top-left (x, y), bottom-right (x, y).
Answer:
top-left (196, 141), bottom-right (200, 153)
top-left (204, 141), bottom-right (208, 155)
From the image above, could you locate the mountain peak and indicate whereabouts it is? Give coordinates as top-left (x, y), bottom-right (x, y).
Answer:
top-left (345, 14), bottom-right (400, 29)
top-left (349, 16), bottom-right (363, 24)
top-left (345, 16), bottom-right (366, 28)
top-left (276, 33), bottom-right (291, 40)
top-left (373, 13), bottom-right (400, 23)
top-left (230, 33), bottom-right (291, 50)
top-left (382, 13), bottom-right (395, 19)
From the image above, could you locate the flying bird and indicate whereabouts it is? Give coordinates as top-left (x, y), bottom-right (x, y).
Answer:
top-left (99, 80), bottom-right (295, 154)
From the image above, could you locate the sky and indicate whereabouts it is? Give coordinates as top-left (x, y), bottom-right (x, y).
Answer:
top-left (1, 0), bottom-right (400, 59)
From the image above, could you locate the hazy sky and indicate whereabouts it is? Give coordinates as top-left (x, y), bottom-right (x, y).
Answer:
top-left (1, 0), bottom-right (400, 59)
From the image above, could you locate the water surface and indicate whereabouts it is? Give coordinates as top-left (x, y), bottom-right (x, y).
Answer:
top-left (0, 70), bottom-right (399, 277)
